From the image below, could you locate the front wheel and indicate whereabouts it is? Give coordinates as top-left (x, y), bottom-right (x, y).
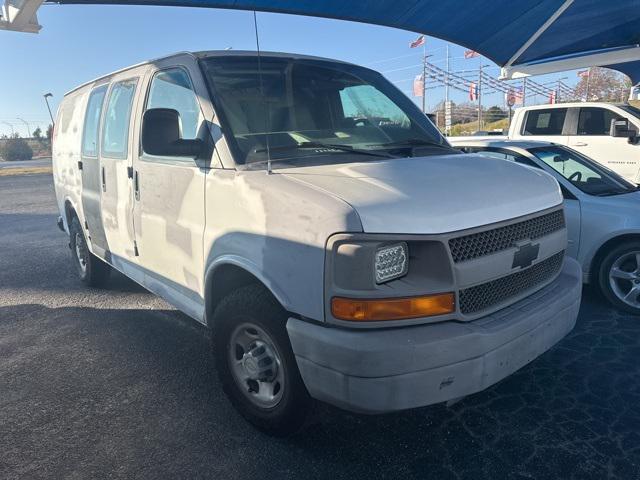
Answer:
top-left (212, 284), bottom-right (312, 436)
top-left (598, 241), bottom-right (640, 315)
top-left (69, 216), bottom-right (111, 287)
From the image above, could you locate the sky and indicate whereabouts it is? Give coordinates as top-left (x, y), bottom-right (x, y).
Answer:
top-left (0, 3), bottom-right (580, 137)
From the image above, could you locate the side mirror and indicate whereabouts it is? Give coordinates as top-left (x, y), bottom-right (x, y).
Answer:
top-left (610, 118), bottom-right (637, 143)
top-left (142, 108), bottom-right (203, 157)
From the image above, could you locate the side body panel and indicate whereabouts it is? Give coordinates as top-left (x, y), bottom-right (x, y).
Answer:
top-left (52, 87), bottom-right (91, 234)
top-left (203, 169), bottom-right (362, 323)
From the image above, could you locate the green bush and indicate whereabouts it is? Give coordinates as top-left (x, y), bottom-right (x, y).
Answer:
top-left (1, 137), bottom-right (33, 161)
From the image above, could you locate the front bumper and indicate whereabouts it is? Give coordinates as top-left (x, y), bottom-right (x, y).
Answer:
top-left (287, 257), bottom-right (582, 414)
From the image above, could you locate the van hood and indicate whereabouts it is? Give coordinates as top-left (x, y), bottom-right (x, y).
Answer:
top-left (278, 154), bottom-right (562, 234)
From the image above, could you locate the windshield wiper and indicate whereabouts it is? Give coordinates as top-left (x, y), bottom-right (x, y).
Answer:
top-left (253, 142), bottom-right (395, 159)
top-left (369, 138), bottom-right (452, 149)
top-left (368, 138), bottom-right (455, 156)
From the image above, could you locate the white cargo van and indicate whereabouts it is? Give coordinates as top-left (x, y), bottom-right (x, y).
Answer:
top-left (509, 103), bottom-right (640, 183)
top-left (53, 51), bottom-right (581, 435)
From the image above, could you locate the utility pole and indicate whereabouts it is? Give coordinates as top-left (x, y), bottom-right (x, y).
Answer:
top-left (44, 93), bottom-right (55, 126)
top-left (422, 43), bottom-right (427, 113)
top-left (445, 44), bottom-right (450, 105)
top-left (478, 64), bottom-right (483, 130)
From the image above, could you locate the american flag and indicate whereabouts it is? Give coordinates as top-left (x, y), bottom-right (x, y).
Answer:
top-left (549, 90), bottom-right (557, 104)
top-left (413, 74), bottom-right (424, 97)
top-left (410, 35), bottom-right (425, 49)
top-left (577, 69), bottom-right (590, 78)
top-left (464, 49), bottom-right (479, 59)
top-left (469, 82), bottom-right (478, 101)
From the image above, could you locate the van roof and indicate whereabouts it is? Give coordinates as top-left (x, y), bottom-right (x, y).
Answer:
top-left (64, 50), bottom-right (356, 97)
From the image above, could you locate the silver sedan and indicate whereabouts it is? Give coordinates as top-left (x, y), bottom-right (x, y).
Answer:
top-left (450, 138), bottom-right (640, 315)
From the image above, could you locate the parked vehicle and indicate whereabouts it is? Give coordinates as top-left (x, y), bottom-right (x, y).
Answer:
top-left (52, 51), bottom-right (581, 435)
top-left (508, 102), bottom-right (640, 184)
top-left (451, 138), bottom-right (640, 314)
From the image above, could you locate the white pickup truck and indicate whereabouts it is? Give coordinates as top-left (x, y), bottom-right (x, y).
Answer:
top-left (52, 50), bottom-right (581, 435)
top-left (508, 102), bottom-right (640, 183)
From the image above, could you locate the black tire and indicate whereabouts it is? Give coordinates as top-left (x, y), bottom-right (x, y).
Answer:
top-left (598, 241), bottom-right (640, 315)
top-left (69, 216), bottom-right (111, 287)
top-left (212, 284), bottom-right (312, 436)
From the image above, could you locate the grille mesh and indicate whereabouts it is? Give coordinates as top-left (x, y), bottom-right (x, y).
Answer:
top-left (449, 210), bottom-right (565, 263)
top-left (459, 251), bottom-right (564, 315)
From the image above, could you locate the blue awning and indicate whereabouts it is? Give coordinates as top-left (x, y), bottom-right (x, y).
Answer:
top-left (47, 0), bottom-right (640, 82)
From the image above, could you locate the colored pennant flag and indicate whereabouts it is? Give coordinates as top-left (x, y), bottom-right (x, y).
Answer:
top-left (464, 49), bottom-right (479, 59)
top-left (410, 35), bottom-right (425, 48)
top-left (413, 74), bottom-right (424, 97)
top-left (469, 82), bottom-right (478, 101)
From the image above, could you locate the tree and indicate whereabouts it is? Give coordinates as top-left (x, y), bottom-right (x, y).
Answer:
top-left (574, 67), bottom-right (631, 102)
top-left (485, 105), bottom-right (507, 122)
top-left (0, 137), bottom-right (33, 161)
top-left (46, 124), bottom-right (53, 143)
top-left (33, 127), bottom-right (42, 140)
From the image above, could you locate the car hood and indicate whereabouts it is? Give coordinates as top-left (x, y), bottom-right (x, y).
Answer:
top-left (278, 154), bottom-right (562, 234)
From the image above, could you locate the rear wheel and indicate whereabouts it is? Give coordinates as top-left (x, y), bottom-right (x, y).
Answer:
top-left (69, 216), bottom-right (111, 287)
top-left (212, 284), bottom-right (311, 436)
top-left (598, 241), bottom-right (640, 315)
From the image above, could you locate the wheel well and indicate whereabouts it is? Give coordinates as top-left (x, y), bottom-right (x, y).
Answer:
top-left (205, 264), bottom-right (271, 327)
top-left (590, 234), bottom-right (640, 280)
top-left (64, 199), bottom-right (77, 227)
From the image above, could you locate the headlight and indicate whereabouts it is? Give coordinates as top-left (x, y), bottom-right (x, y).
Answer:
top-left (374, 242), bottom-right (408, 284)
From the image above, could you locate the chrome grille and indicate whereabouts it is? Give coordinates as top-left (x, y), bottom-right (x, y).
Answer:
top-left (449, 210), bottom-right (565, 263)
top-left (459, 251), bottom-right (564, 315)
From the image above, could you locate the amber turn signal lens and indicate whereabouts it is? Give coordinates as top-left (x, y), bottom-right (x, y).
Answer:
top-left (331, 293), bottom-right (455, 322)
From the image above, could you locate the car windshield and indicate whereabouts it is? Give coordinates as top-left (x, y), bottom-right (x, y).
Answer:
top-left (528, 145), bottom-right (638, 196)
top-left (200, 55), bottom-right (450, 166)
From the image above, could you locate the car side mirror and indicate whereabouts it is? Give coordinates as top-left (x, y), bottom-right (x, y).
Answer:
top-left (142, 108), bottom-right (203, 157)
top-left (610, 118), bottom-right (638, 143)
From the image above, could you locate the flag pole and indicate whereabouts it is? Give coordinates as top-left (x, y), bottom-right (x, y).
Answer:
top-left (586, 67), bottom-right (591, 101)
top-left (422, 43), bottom-right (427, 113)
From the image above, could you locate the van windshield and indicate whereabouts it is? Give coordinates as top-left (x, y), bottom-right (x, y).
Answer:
top-left (200, 55), bottom-right (449, 165)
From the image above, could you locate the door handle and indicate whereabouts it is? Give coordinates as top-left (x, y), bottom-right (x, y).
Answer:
top-left (101, 166), bottom-right (106, 192)
top-left (134, 170), bottom-right (140, 201)
top-left (572, 142), bottom-right (588, 147)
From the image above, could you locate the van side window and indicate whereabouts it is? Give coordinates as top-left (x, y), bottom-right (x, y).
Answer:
top-left (577, 107), bottom-right (621, 136)
top-left (82, 85), bottom-right (108, 157)
top-left (146, 68), bottom-right (200, 142)
top-left (102, 79), bottom-right (137, 159)
top-left (522, 108), bottom-right (567, 136)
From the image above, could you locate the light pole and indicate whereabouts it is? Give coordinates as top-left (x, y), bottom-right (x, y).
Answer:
top-left (1, 122), bottom-right (14, 137)
top-left (44, 93), bottom-right (55, 126)
top-left (17, 117), bottom-right (31, 138)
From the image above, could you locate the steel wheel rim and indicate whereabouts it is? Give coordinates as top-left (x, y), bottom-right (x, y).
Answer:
top-left (74, 232), bottom-right (87, 274)
top-left (609, 251), bottom-right (640, 308)
top-left (228, 322), bottom-right (285, 409)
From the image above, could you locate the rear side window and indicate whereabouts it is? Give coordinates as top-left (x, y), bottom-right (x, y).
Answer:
top-left (102, 79), bottom-right (137, 159)
top-left (82, 85), bottom-right (108, 157)
top-left (146, 68), bottom-right (200, 141)
top-left (522, 108), bottom-right (567, 136)
top-left (577, 107), bottom-right (621, 136)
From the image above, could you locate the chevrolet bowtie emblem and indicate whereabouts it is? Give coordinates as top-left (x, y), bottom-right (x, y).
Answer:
top-left (512, 242), bottom-right (540, 269)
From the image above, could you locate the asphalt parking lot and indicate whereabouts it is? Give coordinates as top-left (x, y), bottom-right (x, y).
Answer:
top-left (1, 173), bottom-right (640, 480)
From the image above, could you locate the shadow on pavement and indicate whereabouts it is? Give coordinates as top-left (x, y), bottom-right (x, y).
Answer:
top-left (1, 296), bottom-right (639, 480)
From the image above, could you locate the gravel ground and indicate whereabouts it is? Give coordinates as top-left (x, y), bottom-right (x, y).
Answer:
top-left (1, 173), bottom-right (639, 480)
